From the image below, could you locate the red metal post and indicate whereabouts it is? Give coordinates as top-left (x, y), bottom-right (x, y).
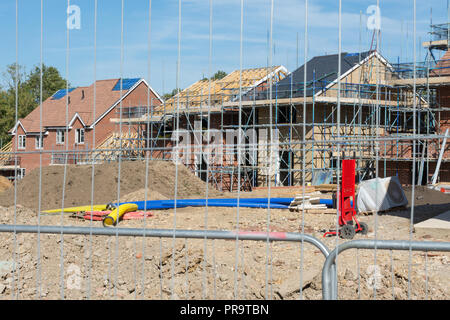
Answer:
top-left (339, 159), bottom-right (356, 225)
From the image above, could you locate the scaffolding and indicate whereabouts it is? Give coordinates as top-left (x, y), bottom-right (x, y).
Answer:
top-left (76, 28), bottom-right (450, 192)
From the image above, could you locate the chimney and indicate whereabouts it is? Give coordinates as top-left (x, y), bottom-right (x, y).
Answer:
top-left (81, 90), bottom-right (85, 99)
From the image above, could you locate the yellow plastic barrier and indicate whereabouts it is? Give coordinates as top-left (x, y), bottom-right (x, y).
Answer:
top-left (102, 203), bottom-right (138, 227)
top-left (43, 204), bottom-right (108, 214)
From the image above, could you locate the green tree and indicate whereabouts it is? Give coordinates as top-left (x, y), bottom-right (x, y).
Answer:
top-left (201, 70), bottom-right (227, 81)
top-left (0, 91), bottom-right (17, 146)
top-left (162, 88), bottom-right (180, 100)
top-left (0, 64), bottom-right (68, 144)
top-left (2, 64), bottom-right (40, 120)
top-left (26, 65), bottom-right (68, 104)
top-left (162, 70), bottom-right (227, 102)
top-left (212, 70), bottom-right (227, 80)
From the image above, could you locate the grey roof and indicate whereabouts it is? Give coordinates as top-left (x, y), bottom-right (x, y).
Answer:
top-left (243, 51), bottom-right (373, 100)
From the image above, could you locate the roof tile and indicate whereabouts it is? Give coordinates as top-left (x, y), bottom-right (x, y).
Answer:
top-left (18, 79), bottom-right (137, 132)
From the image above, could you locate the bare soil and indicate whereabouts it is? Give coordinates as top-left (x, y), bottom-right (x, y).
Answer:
top-left (0, 161), bottom-right (225, 211)
top-left (0, 176), bottom-right (12, 194)
top-left (0, 161), bottom-right (448, 300)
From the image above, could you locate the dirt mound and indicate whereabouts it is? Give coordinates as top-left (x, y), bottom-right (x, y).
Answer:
top-left (0, 176), bottom-right (12, 193)
top-left (0, 160), bottom-right (225, 211)
top-left (120, 189), bottom-right (168, 202)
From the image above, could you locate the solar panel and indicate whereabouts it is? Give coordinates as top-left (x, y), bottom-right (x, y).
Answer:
top-left (52, 88), bottom-right (76, 100)
top-left (112, 78), bottom-right (141, 91)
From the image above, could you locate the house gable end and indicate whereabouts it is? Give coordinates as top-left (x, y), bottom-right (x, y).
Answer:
top-left (90, 79), bottom-right (162, 128)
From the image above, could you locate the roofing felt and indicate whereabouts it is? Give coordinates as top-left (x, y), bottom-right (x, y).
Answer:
top-left (244, 51), bottom-right (374, 100)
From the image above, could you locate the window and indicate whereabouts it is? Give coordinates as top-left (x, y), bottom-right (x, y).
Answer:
top-left (75, 128), bottom-right (85, 144)
top-left (18, 168), bottom-right (25, 179)
top-left (56, 130), bottom-right (65, 144)
top-left (18, 135), bottom-right (26, 149)
top-left (35, 135), bottom-right (43, 149)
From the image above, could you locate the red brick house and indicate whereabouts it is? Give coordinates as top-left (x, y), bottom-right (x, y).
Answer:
top-left (1, 78), bottom-right (162, 179)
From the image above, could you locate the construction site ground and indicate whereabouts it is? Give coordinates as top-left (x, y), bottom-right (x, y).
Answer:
top-left (0, 161), bottom-right (449, 300)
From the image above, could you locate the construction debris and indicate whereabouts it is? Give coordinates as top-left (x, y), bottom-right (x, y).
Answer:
top-left (312, 184), bottom-right (338, 192)
top-left (431, 182), bottom-right (450, 194)
top-left (288, 191), bottom-right (334, 213)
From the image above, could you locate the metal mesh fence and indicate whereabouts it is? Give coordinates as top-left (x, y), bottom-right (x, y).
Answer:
top-left (0, 0), bottom-right (449, 301)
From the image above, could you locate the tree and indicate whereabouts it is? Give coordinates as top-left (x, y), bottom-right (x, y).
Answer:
top-left (162, 70), bottom-right (227, 102)
top-left (162, 88), bottom-right (180, 100)
top-left (26, 65), bottom-right (68, 104)
top-left (1, 64), bottom-right (27, 91)
top-left (2, 64), bottom-right (41, 120)
top-left (0, 91), bottom-right (16, 146)
top-left (201, 70), bottom-right (227, 81)
top-left (0, 64), bottom-right (68, 144)
top-left (212, 70), bottom-right (227, 80)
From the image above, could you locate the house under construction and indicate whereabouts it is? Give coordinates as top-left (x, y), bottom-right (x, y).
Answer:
top-left (106, 43), bottom-right (449, 191)
top-left (2, 24), bottom-right (449, 192)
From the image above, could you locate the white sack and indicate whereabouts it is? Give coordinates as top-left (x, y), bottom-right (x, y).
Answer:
top-left (357, 176), bottom-right (408, 213)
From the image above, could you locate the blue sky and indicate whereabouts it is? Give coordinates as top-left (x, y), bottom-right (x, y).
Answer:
top-left (0, 0), bottom-right (449, 95)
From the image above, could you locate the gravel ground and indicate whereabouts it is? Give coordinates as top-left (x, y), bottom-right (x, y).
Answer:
top-left (0, 201), bottom-right (448, 300)
top-left (0, 161), bottom-right (448, 300)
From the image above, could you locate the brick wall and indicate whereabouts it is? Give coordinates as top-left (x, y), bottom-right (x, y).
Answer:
top-left (381, 160), bottom-right (450, 185)
top-left (11, 125), bottom-right (52, 173)
top-left (429, 161), bottom-right (450, 183)
top-left (380, 161), bottom-right (412, 185)
top-left (8, 81), bottom-right (161, 177)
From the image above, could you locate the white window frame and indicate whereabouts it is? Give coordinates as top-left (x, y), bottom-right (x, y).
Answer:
top-left (56, 130), bottom-right (65, 145)
top-left (18, 135), bottom-right (26, 149)
top-left (75, 128), bottom-right (85, 145)
top-left (35, 135), bottom-right (43, 150)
